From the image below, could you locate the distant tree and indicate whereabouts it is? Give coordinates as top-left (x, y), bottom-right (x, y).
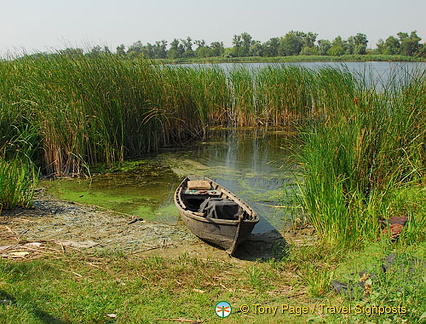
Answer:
top-left (116, 44), bottom-right (126, 57)
top-left (417, 43), bottom-right (426, 58)
top-left (249, 40), bottom-right (263, 56)
top-left (59, 48), bottom-right (84, 57)
top-left (241, 32), bottom-right (253, 56)
top-left (353, 33), bottom-right (368, 54)
top-left (181, 37), bottom-right (195, 58)
top-left (231, 34), bottom-right (243, 57)
top-left (328, 36), bottom-right (346, 56)
top-left (300, 46), bottom-right (318, 55)
top-left (382, 36), bottom-right (400, 55)
top-left (346, 36), bottom-right (355, 54)
top-left (398, 31), bottom-right (421, 56)
top-left (127, 41), bottom-right (144, 58)
top-left (299, 32), bottom-right (318, 55)
top-left (167, 38), bottom-right (184, 59)
top-left (210, 42), bottom-right (225, 57)
top-left (317, 39), bottom-right (331, 55)
top-left (262, 37), bottom-right (280, 57)
top-left (302, 32), bottom-right (318, 48)
top-left (375, 39), bottom-right (385, 54)
top-left (141, 43), bottom-right (153, 58)
top-left (194, 40), bottom-right (210, 58)
top-left (89, 45), bottom-right (103, 57)
top-left (278, 31), bottom-right (304, 56)
top-left (152, 40), bottom-right (167, 59)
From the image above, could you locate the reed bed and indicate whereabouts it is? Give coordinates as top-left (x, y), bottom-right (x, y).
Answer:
top-left (1, 54), bottom-right (335, 176)
top-left (0, 53), bottom-right (424, 248)
top-left (299, 67), bottom-right (425, 247)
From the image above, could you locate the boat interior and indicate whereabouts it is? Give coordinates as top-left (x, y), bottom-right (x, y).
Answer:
top-left (181, 179), bottom-right (244, 220)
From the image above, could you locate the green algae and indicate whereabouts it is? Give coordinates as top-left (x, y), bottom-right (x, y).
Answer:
top-left (41, 159), bottom-right (181, 222)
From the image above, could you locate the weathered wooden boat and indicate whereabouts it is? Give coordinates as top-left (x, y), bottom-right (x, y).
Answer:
top-left (174, 175), bottom-right (259, 255)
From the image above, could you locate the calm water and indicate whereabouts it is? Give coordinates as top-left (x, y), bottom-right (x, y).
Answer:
top-left (183, 61), bottom-right (425, 87)
top-left (43, 128), bottom-right (300, 234)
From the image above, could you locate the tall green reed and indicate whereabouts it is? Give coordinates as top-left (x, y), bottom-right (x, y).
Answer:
top-left (298, 66), bottom-right (425, 247)
top-left (0, 125), bottom-right (39, 212)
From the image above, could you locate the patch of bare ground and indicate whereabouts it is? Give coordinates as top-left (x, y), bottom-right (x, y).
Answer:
top-left (1, 188), bottom-right (317, 263)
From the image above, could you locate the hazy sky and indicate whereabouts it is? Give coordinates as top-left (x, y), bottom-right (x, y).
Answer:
top-left (1, 0), bottom-right (425, 54)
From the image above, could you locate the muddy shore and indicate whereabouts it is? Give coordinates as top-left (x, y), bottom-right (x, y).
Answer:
top-left (1, 188), bottom-right (315, 261)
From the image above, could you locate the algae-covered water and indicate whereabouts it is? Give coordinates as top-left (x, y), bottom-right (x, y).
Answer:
top-left (42, 128), bottom-right (300, 233)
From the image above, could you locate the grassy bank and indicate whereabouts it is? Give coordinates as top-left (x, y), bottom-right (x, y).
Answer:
top-left (0, 241), bottom-right (425, 323)
top-left (157, 54), bottom-right (426, 65)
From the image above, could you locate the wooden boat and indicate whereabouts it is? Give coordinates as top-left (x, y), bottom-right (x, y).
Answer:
top-left (174, 175), bottom-right (259, 255)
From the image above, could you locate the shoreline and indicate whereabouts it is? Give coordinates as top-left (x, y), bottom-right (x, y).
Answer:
top-left (1, 187), bottom-right (312, 261)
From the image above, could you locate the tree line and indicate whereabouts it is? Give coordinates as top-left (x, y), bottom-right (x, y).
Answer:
top-left (54, 30), bottom-right (425, 59)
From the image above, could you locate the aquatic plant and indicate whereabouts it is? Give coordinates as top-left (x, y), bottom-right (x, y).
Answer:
top-left (298, 67), bottom-right (426, 247)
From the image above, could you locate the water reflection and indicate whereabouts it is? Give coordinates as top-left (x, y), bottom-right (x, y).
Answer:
top-left (44, 128), bottom-right (300, 234)
top-left (182, 128), bottom-right (298, 233)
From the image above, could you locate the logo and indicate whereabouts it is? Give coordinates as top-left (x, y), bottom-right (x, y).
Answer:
top-left (215, 301), bottom-right (232, 318)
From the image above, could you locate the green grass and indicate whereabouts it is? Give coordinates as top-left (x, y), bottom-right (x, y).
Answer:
top-left (0, 158), bottom-right (38, 212)
top-left (0, 251), bottom-right (303, 324)
top-left (0, 240), bottom-right (424, 323)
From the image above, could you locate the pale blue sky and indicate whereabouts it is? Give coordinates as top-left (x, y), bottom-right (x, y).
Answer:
top-left (1, 0), bottom-right (425, 54)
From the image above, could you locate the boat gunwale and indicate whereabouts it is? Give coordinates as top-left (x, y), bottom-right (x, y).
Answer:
top-left (174, 177), bottom-right (259, 224)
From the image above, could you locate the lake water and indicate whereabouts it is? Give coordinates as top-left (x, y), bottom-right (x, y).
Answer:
top-left (180, 61), bottom-right (425, 86)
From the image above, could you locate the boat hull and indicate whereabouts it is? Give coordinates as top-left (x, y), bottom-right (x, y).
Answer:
top-left (174, 176), bottom-right (259, 254)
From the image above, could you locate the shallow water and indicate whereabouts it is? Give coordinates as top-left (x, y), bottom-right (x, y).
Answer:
top-left (42, 128), bottom-right (300, 234)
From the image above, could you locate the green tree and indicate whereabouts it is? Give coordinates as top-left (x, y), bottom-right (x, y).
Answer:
top-left (231, 34), bottom-right (243, 57)
top-left (317, 39), bottom-right (331, 55)
top-left (241, 32), bottom-right (253, 56)
top-left (210, 42), bottom-right (224, 57)
top-left (328, 36), bottom-right (345, 56)
top-left (398, 31), bottom-right (421, 56)
top-left (262, 37), bottom-right (280, 57)
top-left (346, 36), bottom-right (355, 54)
top-left (249, 40), bottom-right (263, 56)
top-left (278, 31), bottom-right (304, 56)
top-left (116, 44), bottom-right (126, 57)
top-left (353, 33), bottom-right (368, 54)
top-left (127, 41), bottom-right (143, 58)
top-left (302, 32), bottom-right (318, 48)
top-left (194, 40), bottom-right (211, 58)
top-left (167, 38), bottom-right (184, 59)
top-left (382, 36), bottom-right (400, 55)
top-left (181, 37), bottom-right (195, 58)
top-left (153, 40), bottom-right (167, 59)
